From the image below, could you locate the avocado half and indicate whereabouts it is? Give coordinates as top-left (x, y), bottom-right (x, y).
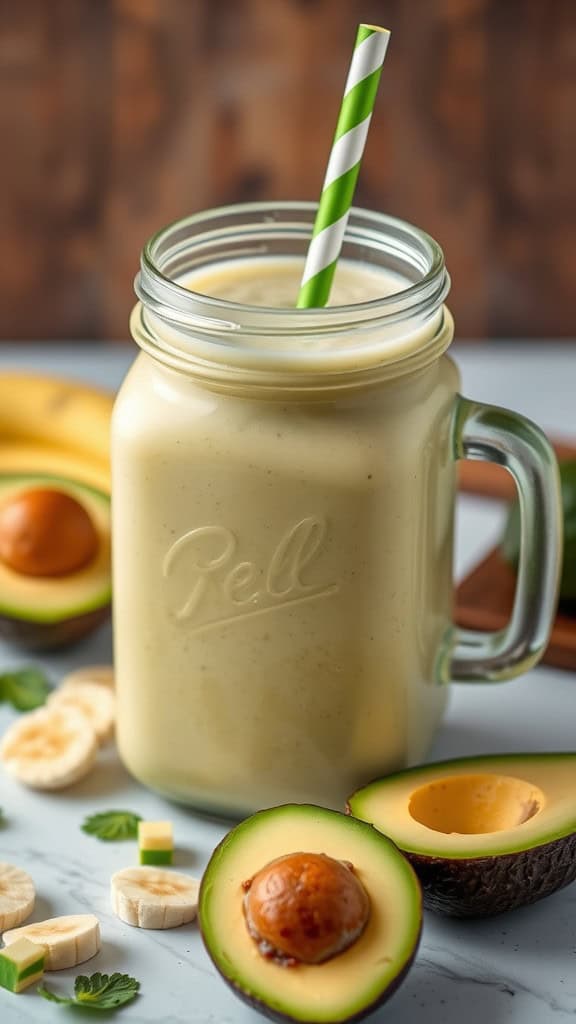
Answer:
top-left (347, 753), bottom-right (576, 918)
top-left (0, 473), bottom-right (111, 651)
top-left (199, 804), bottom-right (422, 1024)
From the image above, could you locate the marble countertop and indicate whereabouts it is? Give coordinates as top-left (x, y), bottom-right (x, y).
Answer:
top-left (1, 341), bottom-right (575, 1024)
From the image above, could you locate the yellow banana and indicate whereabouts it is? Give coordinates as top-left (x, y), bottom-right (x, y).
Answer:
top-left (0, 373), bottom-right (112, 460)
top-left (0, 441), bottom-right (109, 491)
top-left (0, 374), bottom-right (113, 491)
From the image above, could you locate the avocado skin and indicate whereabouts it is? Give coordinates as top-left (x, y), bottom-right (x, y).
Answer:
top-left (0, 605), bottom-right (110, 652)
top-left (401, 831), bottom-right (576, 918)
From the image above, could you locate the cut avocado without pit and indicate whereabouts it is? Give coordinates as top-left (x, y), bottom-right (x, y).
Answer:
top-left (199, 804), bottom-right (422, 1024)
top-left (0, 473), bottom-right (111, 651)
top-left (347, 753), bottom-right (576, 918)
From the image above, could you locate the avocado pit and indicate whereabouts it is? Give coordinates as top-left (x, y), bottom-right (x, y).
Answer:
top-left (408, 773), bottom-right (545, 835)
top-left (0, 473), bottom-right (111, 652)
top-left (242, 852), bottom-right (370, 966)
top-left (0, 487), bottom-right (99, 577)
top-left (199, 803), bottom-right (422, 1023)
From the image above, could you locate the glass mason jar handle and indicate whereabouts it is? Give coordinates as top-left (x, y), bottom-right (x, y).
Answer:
top-left (451, 397), bottom-right (562, 682)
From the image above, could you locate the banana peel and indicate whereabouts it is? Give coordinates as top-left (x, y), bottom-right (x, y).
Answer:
top-left (0, 373), bottom-right (112, 491)
top-left (0, 441), bottom-right (109, 492)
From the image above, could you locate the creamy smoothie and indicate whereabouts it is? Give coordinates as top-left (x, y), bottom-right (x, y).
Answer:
top-left (113, 256), bottom-right (458, 814)
top-left (184, 256), bottom-right (403, 307)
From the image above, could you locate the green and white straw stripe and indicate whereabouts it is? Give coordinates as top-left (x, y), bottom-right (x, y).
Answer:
top-left (297, 24), bottom-right (390, 309)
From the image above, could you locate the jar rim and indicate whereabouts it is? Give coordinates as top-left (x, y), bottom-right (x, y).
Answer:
top-left (132, 201), bottom-right (453, 391)
top-left (139, 201), bottom-right (448, 330)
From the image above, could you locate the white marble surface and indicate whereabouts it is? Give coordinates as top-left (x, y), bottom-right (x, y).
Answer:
top-left (0, 341), bottom-right (575, 1024)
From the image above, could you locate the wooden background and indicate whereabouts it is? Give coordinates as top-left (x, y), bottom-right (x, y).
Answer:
top-left (1, 0), bottom-right (575, 341)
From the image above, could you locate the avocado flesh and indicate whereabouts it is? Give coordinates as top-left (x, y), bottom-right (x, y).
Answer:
top-left (199, 804), bottom-right (422, 1024)
top-left (0, 474), bottom-right (111, 649)
top-left (347, 753), bottom-right (576, 918)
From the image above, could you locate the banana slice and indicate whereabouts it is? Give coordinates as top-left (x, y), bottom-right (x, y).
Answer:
top-left (111, 867), bottom-right (200, 929)
top-left (2, 914), bottom-right (101, 971)
top-left (0, 864), bottom-right (35, 931)
top-left (48, 682), bottom-right (115, 745)
top-left (0, 706), bottom-right (98, 790)
top-left (61, 665), bottom-right (114, 690)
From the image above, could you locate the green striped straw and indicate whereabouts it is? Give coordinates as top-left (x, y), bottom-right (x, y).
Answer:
top-left (297, 24), bottom-right (390, 309)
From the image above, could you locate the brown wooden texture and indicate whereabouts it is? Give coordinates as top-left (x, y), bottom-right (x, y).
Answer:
top-left (456, 548), bottom-right (576, 672)
top-left (1, 0), bottom-right (576, 341)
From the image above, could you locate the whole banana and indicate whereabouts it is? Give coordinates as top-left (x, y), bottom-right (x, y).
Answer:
top-left (0, 373), bottom-right (113, 490)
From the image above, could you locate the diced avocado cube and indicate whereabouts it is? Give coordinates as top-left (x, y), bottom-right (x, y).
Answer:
top-left (140, 847), bottom-right (174, 866)
top-left (138, 821), bottom-right (174, 864)
top-left (0, 937), bottom-right (45, 993)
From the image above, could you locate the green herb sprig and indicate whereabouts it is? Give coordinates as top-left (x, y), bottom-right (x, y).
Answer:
top-left (0, 668), bottom-right (51, 711)
top-left (38, 972), bottom-right (140, 1010)
top-left (81, 810), bottom-right (142, 841)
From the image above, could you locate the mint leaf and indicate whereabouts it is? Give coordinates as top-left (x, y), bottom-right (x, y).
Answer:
top-left (0, 668), bottom-right (51, 710)
top-left (38, 973), bottom-right (140, 1010)
top-left (75, 973), bottom-right (140, 1009)
top-left (82, 810), bottom-right (142, 841)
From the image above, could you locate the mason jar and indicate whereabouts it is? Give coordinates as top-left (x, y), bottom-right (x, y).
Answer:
top-left (112, 202), bottom-right (561, 816)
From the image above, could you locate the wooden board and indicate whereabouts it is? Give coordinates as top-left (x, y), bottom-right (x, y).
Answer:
top-left (458, 438), bottom-right (576, 500)
top-left (455, 548), bottom-right (576, 671)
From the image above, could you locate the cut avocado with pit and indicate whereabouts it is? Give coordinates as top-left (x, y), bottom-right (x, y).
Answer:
top-left (0, 473), bottom-right (111, 651)
top-left (348, 753), bottom-right (576, 918)
top-left (502, 459), bottom-right (576, 603)
top-left (199, 804), bottom-right (422, 1024)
